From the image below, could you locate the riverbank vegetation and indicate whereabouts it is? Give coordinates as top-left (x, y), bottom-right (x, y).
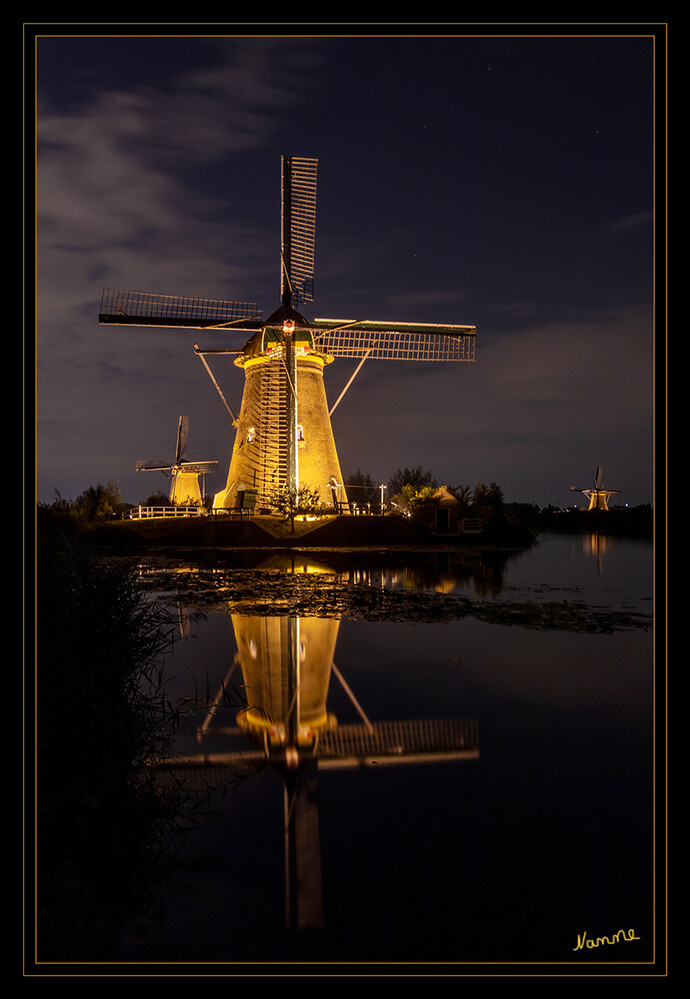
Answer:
top-left (34, 500), bottom-right (189, 961)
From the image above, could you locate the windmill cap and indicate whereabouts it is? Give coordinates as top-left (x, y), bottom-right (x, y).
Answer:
top-left (238, 304), bottom-right (320, 365)
top-left (265, 303), bottom-right (310, 328)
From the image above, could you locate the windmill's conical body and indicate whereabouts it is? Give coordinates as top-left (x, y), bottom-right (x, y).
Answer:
top-left (213, 307), bottom-right (348, 512)
top-left (169, 470), bottom-right (203, 506)
top-left (587, 491), bottom-right (611, 511)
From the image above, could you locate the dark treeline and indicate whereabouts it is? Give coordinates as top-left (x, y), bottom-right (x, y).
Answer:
top-left (505, 502), bottom-right (654, 538)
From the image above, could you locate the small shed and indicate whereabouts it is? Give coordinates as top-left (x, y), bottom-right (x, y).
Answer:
top-left (433, 485), bottom-right (461, 533)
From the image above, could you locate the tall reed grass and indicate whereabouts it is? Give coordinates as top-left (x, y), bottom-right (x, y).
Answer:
top-left (35, 501), bottom-right (185, 961)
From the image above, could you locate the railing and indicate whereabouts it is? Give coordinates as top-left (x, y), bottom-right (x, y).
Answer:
top-left (129, 506), bottom-right (208, 519)
top-left (459, 518), bottom-right (483, 534)
top-left (337, 501), bottom-right (386, 516)
top-left (127, 505), bottom-right (263, 520)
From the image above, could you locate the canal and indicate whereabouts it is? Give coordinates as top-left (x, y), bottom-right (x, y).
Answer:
top-left (121, 532), bottom-right (655, 970)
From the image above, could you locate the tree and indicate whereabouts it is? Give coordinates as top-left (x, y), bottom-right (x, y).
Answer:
top-left (72, 481), bottom-right (124, 520)
top-left (403, 483), bottom-right (439, 520)
top-left (272, 484), bottom-right (322, 530)
top-left (144, 492), bottom-right (170, 507)
top-left (472, 482), bottom-right (504, 511)
top-left (345, 469), bottom-right (381, 510)
top-left (448, 484), bottom-right (473, 515)
top-left (387, 465), bottom-right (437, 500)
top-left (471, 482), bottom-right (504, 522)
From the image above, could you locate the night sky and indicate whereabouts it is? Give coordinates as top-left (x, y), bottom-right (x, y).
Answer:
top-left (32, 28), bottom-right (660, 508)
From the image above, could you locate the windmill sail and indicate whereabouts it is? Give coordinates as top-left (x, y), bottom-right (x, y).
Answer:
top-left (315, 718), bottom-right (479, 768)
top-left (135, 459), bottom-right (174, 472)
top-left (281, 156), bottom-right (317, 308)
top-left (99, 288), bottom-right (263, 330)
top-left (313, 318), bottom-right (476, 361)
top-left (175, 414), bottom-right (188, 464)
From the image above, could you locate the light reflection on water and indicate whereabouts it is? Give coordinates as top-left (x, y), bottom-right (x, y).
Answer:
top-left (125, 534), bottom-right (654, 968)
top-left (494, 532), bottom-right (654, 614)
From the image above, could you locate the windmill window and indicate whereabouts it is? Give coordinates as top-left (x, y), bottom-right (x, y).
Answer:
top-left (247, 427), bottom-right (256, 443)
top-left (297, 424), bottom-right (304, 441)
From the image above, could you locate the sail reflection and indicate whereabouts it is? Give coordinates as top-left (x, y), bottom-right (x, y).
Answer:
top-left (165, 561), bottom-right (479, 933)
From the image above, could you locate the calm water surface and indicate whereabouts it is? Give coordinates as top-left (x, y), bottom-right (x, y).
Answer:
top-left (124, 533), bottom-right (655, 970)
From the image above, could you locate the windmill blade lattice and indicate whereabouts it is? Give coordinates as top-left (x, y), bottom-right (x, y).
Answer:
top-left (313, 318), bottom-right (476, 361)
top-left (99, 288), bottom-right (263, 330)
top-left (281, 156), bottom-right (317, 307)
top-left (135, 459), bottom-right (173, 472)
top-left (178, 461), bottom-right (220, 474)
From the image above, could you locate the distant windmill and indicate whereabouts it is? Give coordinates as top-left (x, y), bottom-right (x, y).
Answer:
top-left (100, 156), bottom-right (476, 513)
top-left (570, 466), bottom-right (621, 511)
top-left (136, 415), bottom-right (219, 505)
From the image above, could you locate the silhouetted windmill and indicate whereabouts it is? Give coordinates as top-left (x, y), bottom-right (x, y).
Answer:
top-left (136, 414), bottom-right (219, 505)
top-left (570, 466), bottom-right (621, 511)
top-left (100, 156), bottom-right (476, 513)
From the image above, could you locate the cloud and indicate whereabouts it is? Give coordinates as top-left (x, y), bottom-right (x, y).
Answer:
top-left (608, 212), bottom-right (653, 236)
top-left (36, 39), bottom-right (326, 296)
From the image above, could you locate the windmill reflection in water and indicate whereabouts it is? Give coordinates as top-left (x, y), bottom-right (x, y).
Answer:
top-left (165, 556), bottom-right (479, 932)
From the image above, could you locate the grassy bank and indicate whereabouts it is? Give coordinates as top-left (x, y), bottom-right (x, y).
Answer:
top-left (89, 510), bottom-right (536, 551)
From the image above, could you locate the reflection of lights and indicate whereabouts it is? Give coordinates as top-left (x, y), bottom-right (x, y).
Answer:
top-left (583, 533), bottom-right (610, 557)
top-left (238, 712), bottom-right (336, 746)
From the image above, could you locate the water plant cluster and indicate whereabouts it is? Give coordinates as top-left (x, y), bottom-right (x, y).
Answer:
top-left (132, 557), bottom-right (652, 633)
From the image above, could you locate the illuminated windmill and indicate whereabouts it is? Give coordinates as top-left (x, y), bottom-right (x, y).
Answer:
top-left (136, 414), bottom-right (219, 505)
top-left (100, 156), bottom-right (476, 513)
top-left (570, 466), bottom-right (621, 511)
